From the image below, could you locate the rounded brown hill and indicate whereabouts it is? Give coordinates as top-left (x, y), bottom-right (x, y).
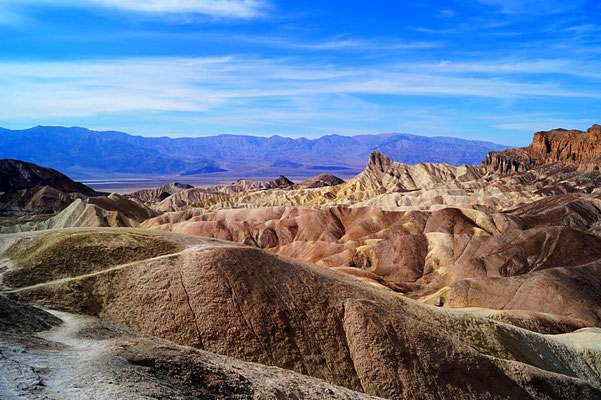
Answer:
top-left (6, 229), bottom-right (601, 400)
top-left (0, 299), bottom-right (382, 399)
top-left (2, 229), bottom-right (184, 289)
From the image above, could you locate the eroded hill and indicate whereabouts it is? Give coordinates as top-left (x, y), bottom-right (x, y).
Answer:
top-left (3, 125), bottom-right (601, 399)
top-left (2, 228), bottom-right (601, 399)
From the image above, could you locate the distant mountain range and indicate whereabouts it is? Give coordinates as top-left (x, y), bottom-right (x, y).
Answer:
top-left (0, 126), bottom-right (509, 178)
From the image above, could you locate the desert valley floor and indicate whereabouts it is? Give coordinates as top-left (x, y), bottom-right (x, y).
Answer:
top-left (2, 126), bottom-right (601, 399)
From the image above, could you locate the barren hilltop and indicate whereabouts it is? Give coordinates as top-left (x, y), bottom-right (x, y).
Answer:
top-left (2, 125), bottom-right (601, 399)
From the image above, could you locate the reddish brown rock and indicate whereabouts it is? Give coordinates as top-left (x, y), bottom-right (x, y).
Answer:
top-left (486, 124), bottom-right (601, 173)
top-left (430, 262), bottom-right (601, 327)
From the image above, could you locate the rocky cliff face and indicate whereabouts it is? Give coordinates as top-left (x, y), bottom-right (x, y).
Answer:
top-left (530, 124), bottom-right (601, 167)
top-left (484, 148), bottom-right (534, 174)
top-left (485, 124), bottom-right (601, 173)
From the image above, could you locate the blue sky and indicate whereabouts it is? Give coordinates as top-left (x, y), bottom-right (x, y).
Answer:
top-left (0, 0), bottom-right (600, 145)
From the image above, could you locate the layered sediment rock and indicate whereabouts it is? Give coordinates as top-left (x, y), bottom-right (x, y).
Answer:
top-left (485, 124), bottom-right (601, 173)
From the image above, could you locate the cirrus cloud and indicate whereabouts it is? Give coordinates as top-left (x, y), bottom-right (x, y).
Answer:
top-left (0, 55), bottom-right (597, 120)
top-left (0, 0), bottom-right (270, 19)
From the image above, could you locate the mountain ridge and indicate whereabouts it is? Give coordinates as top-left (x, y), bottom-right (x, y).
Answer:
top-left (0, 126), bottom-right (509, 178)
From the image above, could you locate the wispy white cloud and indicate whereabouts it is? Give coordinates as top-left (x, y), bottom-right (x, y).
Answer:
top-left (476, 0), bottom-right (586, 15)
top-left (97, 30), bottom-right (444, 52)
top-left (418, 59), bottom-right (601, 80)
top-left (411, 18), bottom-right (512, 35)
top-left (0, 56), bottom-right (597, 121)
top-left (0, 0), bottom-right (270, 19)
top-left (494, 117), bottom-right (594, 132)
top-left (225, 35), bottom-right (443, 51)
top-left (564, 24), bottom-right (598, 34)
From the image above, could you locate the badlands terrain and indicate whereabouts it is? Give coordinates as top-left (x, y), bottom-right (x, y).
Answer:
top-left (2, 125), bottom-right (601, 399)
